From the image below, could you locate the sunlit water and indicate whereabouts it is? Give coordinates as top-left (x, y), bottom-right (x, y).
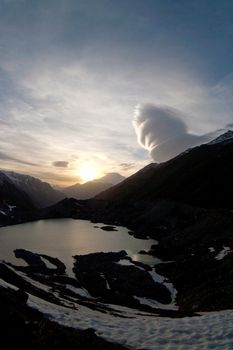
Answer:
top-left (0, 219), bottom-right (158, 275)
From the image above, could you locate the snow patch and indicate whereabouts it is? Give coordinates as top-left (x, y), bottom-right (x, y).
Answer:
top-left (100, 273), bottom-right (111, 290)
top-left (0, 277), bottom-right (18, 290)
top-left (0, 210), bottom-right (7, 216)
top-left (209, 247), bottom-right (215, 253)
top-left (208, 130), bottom-right (233, 145)
top-left (65, 285), bottom-right (92, 298)
top-left (117, 259), bottom-right (136, 266)
top-left (135, 296), bottom-right (177, 311)
top-left (149, 268), bottom-right (178, 310)
top-left (27, 292), bottom-right (233, 350)
top-left (215, 246), bottom-right (232, 260)
top-left (8, 205), bottom-right (16, 211)
top-left (10, 269), bottom-right (52, 292)
top-left (40, 257), bottom-right (58, 269)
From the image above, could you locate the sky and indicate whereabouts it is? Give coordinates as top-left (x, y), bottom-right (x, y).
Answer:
top-left (0, 0), bottom-right (233, 186)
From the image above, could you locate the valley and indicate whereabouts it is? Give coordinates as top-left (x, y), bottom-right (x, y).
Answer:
top-left (1, 131), bottom-right (233, 349)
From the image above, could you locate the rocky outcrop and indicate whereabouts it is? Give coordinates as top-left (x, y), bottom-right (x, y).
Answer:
top-left (14, 249), bottom-right (66, 275)
top-left (73, 251), bottom-right (171, 307)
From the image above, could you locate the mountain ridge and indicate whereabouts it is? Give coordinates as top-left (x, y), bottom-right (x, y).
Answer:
top-left (0, 170), bottom-right (65, 208)
top-left (63, 172), bottom-right (125, 200)
top-left (96, 130), bottom-right (233, 210)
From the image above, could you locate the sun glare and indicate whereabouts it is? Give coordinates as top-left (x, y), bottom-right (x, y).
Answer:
top-left (79, 163), bottom-right (97, 183)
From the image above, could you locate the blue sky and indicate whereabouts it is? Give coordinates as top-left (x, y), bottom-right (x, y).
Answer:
top-left (0, 0), bottom-right (233, 185)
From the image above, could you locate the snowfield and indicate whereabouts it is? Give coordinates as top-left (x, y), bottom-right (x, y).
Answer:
top-left (1, 277), bottom-right (233, 350)
top-left (28, 294), bottom-right (233, 350)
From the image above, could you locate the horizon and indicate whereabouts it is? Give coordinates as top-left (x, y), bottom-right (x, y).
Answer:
top-left (0, 167), bottom-right (127, 188)
top-left (2, 126), bottom-right (233, 188)
top-left (1, 0), bottom-right (233, 185)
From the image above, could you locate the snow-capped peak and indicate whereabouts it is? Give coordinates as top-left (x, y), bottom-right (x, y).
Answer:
top-left (208, 130), bottom-right (233, 145)
top-left (1, 171), bottom-right (34, 186)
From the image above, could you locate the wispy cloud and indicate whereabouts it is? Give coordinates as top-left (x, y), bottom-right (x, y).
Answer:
top-left (0, 151), bottom-right (38, 166)
top-left (0, 1), bottom-right (232, 182)
top-left (119, 163), bottom-right (136, 171)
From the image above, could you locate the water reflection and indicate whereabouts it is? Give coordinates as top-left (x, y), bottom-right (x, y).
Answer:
top-left (0, 219), bottom-right (158, 276)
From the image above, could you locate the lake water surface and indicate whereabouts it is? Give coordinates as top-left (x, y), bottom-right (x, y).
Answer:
top-left (0, 219), bottom-right (158, 275)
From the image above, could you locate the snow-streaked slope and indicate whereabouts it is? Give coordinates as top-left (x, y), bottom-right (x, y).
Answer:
top-left (1, 276), bottom-right (233, 350)
top-left (208, 130), bottom-right (233, 145)
top-left (0, 170), bottom-right (65, 207)
top-left (215, 246), bottom-right (232, 261)
top-left (27, 290), bottom-right (233, 350)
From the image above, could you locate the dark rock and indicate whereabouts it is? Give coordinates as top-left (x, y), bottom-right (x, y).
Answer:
top-left (73, 251), bottom-right (171, 306)
top-left (15, 289), bottom-right (29, 304)
top-left (14, 249), bottom-right (47, 269)
top-left (101, 225), bottom-right (118, 231)
top-left (14, 249), bottom-right (66, 275)
top-left (138, 250), bottom-right (147, 254)
top-left (132, 232), bottom-right (148, 240)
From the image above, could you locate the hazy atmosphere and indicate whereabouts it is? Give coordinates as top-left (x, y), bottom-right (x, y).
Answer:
top-left (1, 0), bottom-right (233, 185)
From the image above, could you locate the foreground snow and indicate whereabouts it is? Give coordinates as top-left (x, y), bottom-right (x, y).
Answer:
top-left (1, 278), bottom-right (233, 350)
top-left (28, 294), bottom-right (233, 350)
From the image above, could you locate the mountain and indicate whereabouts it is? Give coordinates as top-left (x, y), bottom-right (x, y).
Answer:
top-left (63, 172), bottom-right (125, 200)
top-left (1, 131), bottom-right (233, 312)
top-left (97, 130), bottom-right (233, 210)
top-left (0, 171), bottom-right (65, 208)
top-left (92, 131), bottom-right (233, 311)
top-left (207, 129), bottom-right (233, 145)
top-left (0, 172), bottom-right (37, 225)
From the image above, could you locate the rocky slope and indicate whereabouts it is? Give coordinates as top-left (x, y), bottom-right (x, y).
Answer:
top-left (89, 131), bottom-right (233, 311)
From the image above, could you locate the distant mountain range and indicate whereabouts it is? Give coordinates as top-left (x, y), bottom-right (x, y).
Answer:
top-left (63, 172), bottom-right (125, 200)
top-left (0, 170), bottom-right (125, 224)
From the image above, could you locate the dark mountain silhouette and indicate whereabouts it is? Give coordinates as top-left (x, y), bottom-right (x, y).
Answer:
top-left (0, 172), bottom-right (36, 225)
top-left (97, 130), bottom-right (233, 210)
top-left (91, 131), bottom-right (233, 311)
top-left (0, 171), bottom-right (65, 208)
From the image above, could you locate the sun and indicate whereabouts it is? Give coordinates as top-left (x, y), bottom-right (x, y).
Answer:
top-left (79, 163), bottom-right (97, 183)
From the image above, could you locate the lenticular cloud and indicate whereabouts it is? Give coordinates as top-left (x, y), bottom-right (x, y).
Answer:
top-left (133, 104), bottom-right (214, 162)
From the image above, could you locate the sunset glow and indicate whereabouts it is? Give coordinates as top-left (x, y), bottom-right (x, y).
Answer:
top-left (79, 163), bottom-right (98, 183)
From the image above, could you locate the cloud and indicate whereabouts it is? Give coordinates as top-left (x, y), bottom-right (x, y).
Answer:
top-left (34, 170), bottom-right (81, 186)
top-left (52, 161), bottom-right (69, 168)
top-left (119, 163), bottom-right (136, 171)
top-left (0, 151), bottom-right (38, 166)
top-left (226, 123), bottom-right (233, 129)
top-left (0, 0), bottom-right (233, 184)
top-left (133, 104), bottom-right (219, 162)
